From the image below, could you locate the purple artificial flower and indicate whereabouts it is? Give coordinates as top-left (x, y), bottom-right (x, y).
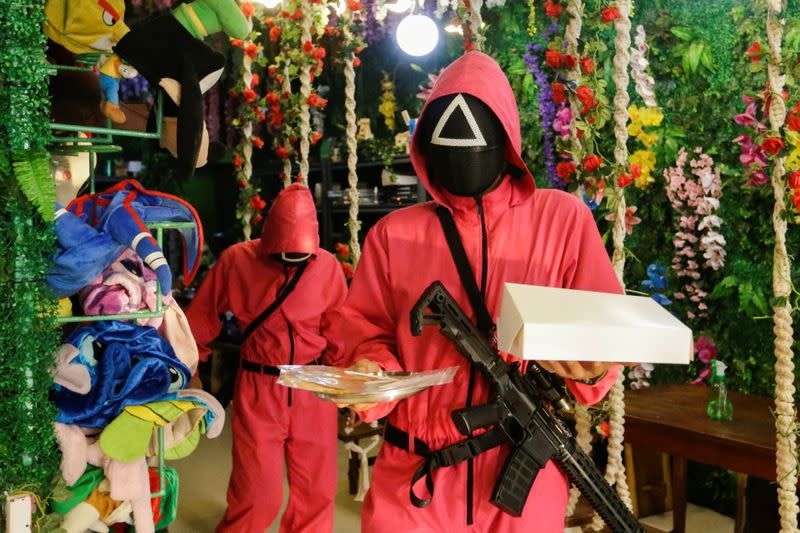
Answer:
top-left (526, 33), bottom-right (563, 189)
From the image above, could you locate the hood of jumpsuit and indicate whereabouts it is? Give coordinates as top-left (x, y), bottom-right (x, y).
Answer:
top-left (259, 183), bottom-right (320, 257)
top-left (410, 51), bottom-right (536, 212)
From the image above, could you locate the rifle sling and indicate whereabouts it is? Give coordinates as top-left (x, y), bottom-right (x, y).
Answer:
top-left (240, 262), bottom-right (308, 343)
top-left (383, 422), bottom-right (505, 508)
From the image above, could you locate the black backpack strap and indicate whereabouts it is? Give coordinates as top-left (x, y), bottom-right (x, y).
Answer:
top-left (435, 205), bottom-right (494, 334)
top-left (241, 262), bottom-right (308, 343)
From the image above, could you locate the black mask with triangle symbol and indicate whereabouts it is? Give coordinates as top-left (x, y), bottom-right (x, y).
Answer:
top-left (419, 93), bottom-right (507, 197)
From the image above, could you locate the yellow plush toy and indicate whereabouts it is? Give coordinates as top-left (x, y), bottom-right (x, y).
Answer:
top-left (44, 0), bottom-right (136, 123)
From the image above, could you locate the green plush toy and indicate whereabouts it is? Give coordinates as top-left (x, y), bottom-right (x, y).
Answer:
top-left (172, 0), bottom-right (250, 41)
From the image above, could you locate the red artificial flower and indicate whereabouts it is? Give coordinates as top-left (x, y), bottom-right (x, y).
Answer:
top-left (347, 0), bottom-right (364, 10)
top-left (269, 26), bottom-right (282, 41)
top-left (230, 38), bottom-right (243, 48)
top-left (746, 42), bottom-right (763, 63)
top-left (290, 135), bottom-right (298, 143)
top-left (291, 8), bottom-right (303, 20)
top-left (545, 49), bottom-right (561, 68)
top-left (630, 163), bottom-right (642, 179)
top-left (303, 40), bottom-right (314, 54)
top-left (551, 82), bottom-right (566, 104)
top-left (601, 6), bottom-right (621, 23)
top-left (788, 170), bottom-right (800, 190)
top-left (307, 93), bottom-right (320, 106)
top-left (582, 154), bottom-right (602, 172)
top-left (244, 43), bottom-right (259, 59)
top-left (561, 53), bottom-right (577, 69)
top-left (313, 46), bottom-right (326, 60)
top-left (576, 85), bottom-right (596, 115)
top-left (355, 46), bottom-right (365, 55)
top-left (311, 131), bottom-right (323, 145)
top-left (268, 66), bottom-right (277, 78)
top-left (762, 136), bottom-right (785, 155)
top-left (238, 178), bottom-right (247, 187)
top-left (580, 56), bottom-right (595, 74)
top-left (787, 113), bottom-right (800, 132)
top-left (340, 261), bottom-right (354, 280)
top-left (250, 73), bottom-right (260, 88)
top-left (543, 1), bottom-right (562, 17)
top-left (576, 128), bottom-right (585, 139)
top-left (251, 136), bottom-right (265, 149)
top-left (253, 214), bottom-right (263, 225)
top-left (233, 153), bottom-right (243, 170)
top-left (318, 97), bottom-right (328, 108)
top-left (275, 75), bottom-right (284, 84)
top-left (335, 243), bottom-right (350, 258)
top-left (280, 9), bottom-right (290, 18)
top-left (240, 1), bottom-right (254, 17)
top-left (269, 112), bottom-right (284, 127)
top-left (617, 173), bottom-right (634, 188)
top-left (793, 192), bottom-right (800, 211)
top-left (276, 145), bottom-right (289, 159)
top-left (325, 26), bottom-right (335, 35)
top-left (254, 108), bottom-right (266, 121)
top-left (597, 421), bottom-right (610, 438)
top-left (250, 194), bottom-right (267, 211)
top-left (556, 161), bottom-right (576, 180)
top-left (242, 88), bottom-right (257, 103)
top-left (264, 17), bottom-right (273, 26)
top-left (266, 92), bottom-right (279, 104)
top-left (353, 56), bottom-right (362, 67)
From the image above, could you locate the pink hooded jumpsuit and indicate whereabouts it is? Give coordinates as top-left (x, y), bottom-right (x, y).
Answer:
top-left (186, 184), bottom-right (347, 533)
top-left (328, 51), bottom-right (622, 532)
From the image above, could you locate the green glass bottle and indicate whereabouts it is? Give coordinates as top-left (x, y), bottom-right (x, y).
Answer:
top-left (707, 359), bottom-right (733, 421)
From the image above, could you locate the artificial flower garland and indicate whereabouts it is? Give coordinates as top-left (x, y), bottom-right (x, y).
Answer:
top-left (229, 2), bottom-right (265, 239)
top-left (664, 146), bottom-right (726, 320)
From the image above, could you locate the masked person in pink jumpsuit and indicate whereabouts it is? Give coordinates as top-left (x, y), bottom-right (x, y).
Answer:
top-left (328, 51), bottom-right (624, 532)
top-left (186, 184), bottom-right (346, 533)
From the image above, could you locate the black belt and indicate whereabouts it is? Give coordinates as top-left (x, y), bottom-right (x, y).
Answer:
top-left (240, 357), bottom-right (322, 376)
top-left (383, 422), bottom-right (506, 508)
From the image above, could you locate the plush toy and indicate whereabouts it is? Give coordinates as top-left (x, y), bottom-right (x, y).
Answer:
top-left (52, 321), bottom-right (192, 428)
top-left (114, 0), bottom-right (249, 179)
top-left (44, 0), bottom-right (137, 123)
top-left (48, 179), bottom-right (203, 298)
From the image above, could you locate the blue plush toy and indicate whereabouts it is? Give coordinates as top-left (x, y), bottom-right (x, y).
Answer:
top-left (47, 179), bottom-right (202, 298)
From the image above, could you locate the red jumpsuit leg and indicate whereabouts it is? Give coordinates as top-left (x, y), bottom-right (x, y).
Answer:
top-left (216, 373), bottom-right (289, 533)
top-left (279, 389), bottom-right (338, 533)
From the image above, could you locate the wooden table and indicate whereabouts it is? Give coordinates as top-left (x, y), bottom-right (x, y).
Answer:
top-left (624, 384), bottom-right (776, 533)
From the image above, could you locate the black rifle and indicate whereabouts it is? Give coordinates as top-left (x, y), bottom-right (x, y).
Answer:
top-left (410, 281), bottom-right (645, 533)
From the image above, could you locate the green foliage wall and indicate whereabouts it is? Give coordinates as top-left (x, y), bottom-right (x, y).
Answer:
top-left (0, 0), bottom-right (61, 523)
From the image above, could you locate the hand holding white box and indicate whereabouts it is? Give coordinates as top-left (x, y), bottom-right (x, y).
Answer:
top-left (497, 283), bottom-right (693, 364)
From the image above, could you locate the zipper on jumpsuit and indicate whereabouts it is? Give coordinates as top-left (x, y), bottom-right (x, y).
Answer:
top-left (465, 197), bottom-right (489, 526)
top-left (281, 264), bottom-right (295, 407)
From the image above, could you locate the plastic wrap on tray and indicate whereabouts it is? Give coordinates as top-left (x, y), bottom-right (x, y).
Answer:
top-left (276, 365), bottom-right (459, 404)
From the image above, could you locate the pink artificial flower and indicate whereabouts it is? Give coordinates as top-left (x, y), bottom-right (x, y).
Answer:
top-left (733, 102), bottom-right (758, 126)
top-left (692, 365), bottom-right (712, 384)
top-left (694, 336), bottom-right (718, 363)
top-left (605, 205), bottom-right (641, 235)
top-left (747, 170), bottom-right (770, 186)
top-left (552, 106), bottom-right (573, 138)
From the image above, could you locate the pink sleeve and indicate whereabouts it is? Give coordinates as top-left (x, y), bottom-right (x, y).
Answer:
top-left (562, 205), bottom-right (623, 406)
top-left (326, 225), bottom-right (403, 421)
top-left (185, 252), bottom-right (230, 362)
top-left (320, 255), bottom-right (350, 365)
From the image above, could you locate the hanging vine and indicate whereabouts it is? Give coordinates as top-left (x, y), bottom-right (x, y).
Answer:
top-left (764, 1), bottom-right (799, 530)
top-left (230, 2), bottom-right (263, 241)
top-left (265, 0), bottom-right (328, 187)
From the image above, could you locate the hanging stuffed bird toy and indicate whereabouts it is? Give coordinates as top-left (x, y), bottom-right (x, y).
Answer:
top-left (113, 0), bottom-right (249, 180)
top-left (44, 0), bottom-right (138, 124)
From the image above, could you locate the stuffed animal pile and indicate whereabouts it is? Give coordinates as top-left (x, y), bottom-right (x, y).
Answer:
top-left (47, 180), bottom-right (223, 533)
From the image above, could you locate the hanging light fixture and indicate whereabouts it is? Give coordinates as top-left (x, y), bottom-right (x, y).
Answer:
top-left (396, 14), bottom-right (439, 56)
top-left (253, 0), bottom-right (282, 8)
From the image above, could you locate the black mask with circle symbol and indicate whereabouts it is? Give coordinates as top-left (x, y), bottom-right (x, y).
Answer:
top-left (419, 93), bottom-right (508, 197)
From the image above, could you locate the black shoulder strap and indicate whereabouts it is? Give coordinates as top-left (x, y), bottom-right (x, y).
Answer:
top-left (241, 262), bottom-right (308, 343)
top-left (435, 205), bottom-right (494, 334)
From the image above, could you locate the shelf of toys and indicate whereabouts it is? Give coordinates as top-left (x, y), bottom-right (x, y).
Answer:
top-left (47, 56), bottom-right (219, 531)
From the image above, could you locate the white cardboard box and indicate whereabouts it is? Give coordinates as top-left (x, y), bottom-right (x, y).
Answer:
top-left (497, 283), bottom-right (693, 364)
